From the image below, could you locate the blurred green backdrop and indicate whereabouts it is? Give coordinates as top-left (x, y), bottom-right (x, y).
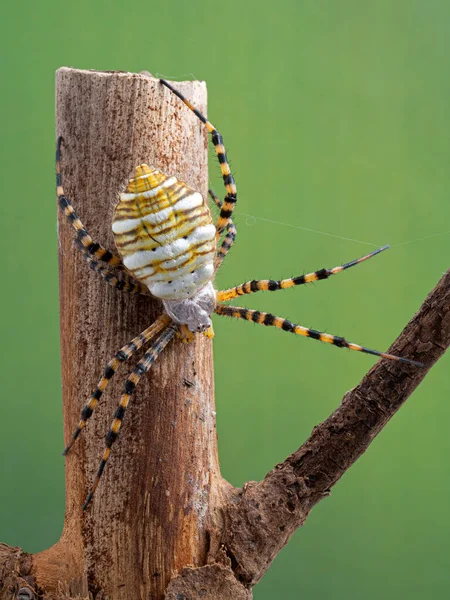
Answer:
top-left (1, 0), bottom-right (449, 598)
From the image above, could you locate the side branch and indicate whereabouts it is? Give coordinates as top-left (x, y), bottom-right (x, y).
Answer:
top-left (217, 269), bottom-right (450, 585)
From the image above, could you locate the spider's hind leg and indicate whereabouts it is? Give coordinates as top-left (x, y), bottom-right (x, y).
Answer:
top-left (82, 323), bottom-right (177, 509)
top-left (215, 303), bottom-right (423, 367)
top-left (63, 314), bottom-right (171, 456)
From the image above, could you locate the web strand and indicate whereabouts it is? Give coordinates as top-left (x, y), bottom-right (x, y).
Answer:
top-left (236, 212), bottom-right (381, 247)
top-left (230, 210), bottom-right (450, 250)
top-left (391, 230), bottom-right (450, 248)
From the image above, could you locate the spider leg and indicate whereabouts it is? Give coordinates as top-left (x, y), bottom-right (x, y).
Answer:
top-left (217, 246), bottom-right (389, 302)
top-left (82, 323), bottom-right (178, 509)
top-left (81, 251), bottom-right (151, 296)
top-left (208, 188), bottom-right (222, 210)
top-left (214, 303), bottom-right (423, 367)
top-left (215, 221), bottom-right (237, 271)
top-left (56, 137), bottom-right (123, 268)
top-left (208, 189), bottom-right (237, 270)
top-left (63, 314), bottom-right (171, 456)
top-left (57, 137), bottom-right (150, 295)
top-left (159, 80), bottom-right (237, 242)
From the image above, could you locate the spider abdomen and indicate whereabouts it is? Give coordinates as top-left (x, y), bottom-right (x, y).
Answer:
top-left (112, 165), bottom-right (216, 300)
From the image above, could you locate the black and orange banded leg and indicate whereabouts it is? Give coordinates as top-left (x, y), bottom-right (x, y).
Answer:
top-left (215, 221), bottom-right (237, 270)
top-left (214, 304), bottom-right (423, 367)
top-left (81, 251), bottom-right (151, 296)
top-left (82, 323), bottom-right (177, 509)
top-left (159, 80), bottom-right (237, 240)
top-left (57, 137), bottom-right (150, 295)
top-left (208, 188), bottom-right (222, 210)
top-left (217, 246), bottom-right (389, 302)
top-left (63, 314), bottom-right (171, 456)
top-left (209, 189), bottom-right (237, 270)
top-left (56, 137), bottom-right (124, 268)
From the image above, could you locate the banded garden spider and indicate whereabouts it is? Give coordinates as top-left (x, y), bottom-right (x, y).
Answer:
top-left (56, 78), bottom-right (422, 509)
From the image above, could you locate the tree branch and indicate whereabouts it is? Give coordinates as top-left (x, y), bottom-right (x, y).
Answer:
top-left (214, 269), bottom-right (450, 585)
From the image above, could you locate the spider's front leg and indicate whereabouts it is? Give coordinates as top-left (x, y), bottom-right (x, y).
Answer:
top-left (160, 80), bottom-right (238, 269)
top-left (63, 314), bottom-right (171, 455)
top-left (217, 245), bottom-right (389, 302)
top-left (56, 137), bottom-right (150, 296)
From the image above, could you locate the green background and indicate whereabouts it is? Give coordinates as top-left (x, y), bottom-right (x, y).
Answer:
top-left (1, 0), bottom-right (449, 598)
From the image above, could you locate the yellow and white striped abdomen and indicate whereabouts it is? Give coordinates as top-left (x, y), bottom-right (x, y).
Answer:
top-left (112, 165), bottom-right (216, 300)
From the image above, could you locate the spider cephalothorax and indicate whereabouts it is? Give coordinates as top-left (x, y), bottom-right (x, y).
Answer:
top-left (56, 78), bottom-right (422, 509)
top-left (163, 282), bottom-right (216, 334)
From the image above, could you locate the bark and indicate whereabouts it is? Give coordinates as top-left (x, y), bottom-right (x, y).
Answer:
top-left (0, 68), bottom-right (448, 600)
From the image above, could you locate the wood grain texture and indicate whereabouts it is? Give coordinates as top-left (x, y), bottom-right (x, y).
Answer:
top-left (35, 68), bottom-right (220, 600)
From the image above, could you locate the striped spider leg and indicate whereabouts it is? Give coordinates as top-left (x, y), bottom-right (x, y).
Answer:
top-left (160, 79), bottom-right (237, 248)
top-left (214, 304), bottom-right (423, 366)
top-left (82, 323), bottom-right (178, 509)
top-left (56, 137), bottom-right (150, 296)
top-left (63, 314), bottom-right (171, 456)
top-left (208, 189), bottom-right (237, 270)
top-left (217, 245), bottom-right (390, 301)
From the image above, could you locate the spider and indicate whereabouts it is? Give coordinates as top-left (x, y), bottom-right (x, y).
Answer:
top-left (56, 78), bottom-right (422, 509)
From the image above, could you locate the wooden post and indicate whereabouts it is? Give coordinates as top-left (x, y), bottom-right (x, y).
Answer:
top-left (34, 68), bottom-right (220, 600)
